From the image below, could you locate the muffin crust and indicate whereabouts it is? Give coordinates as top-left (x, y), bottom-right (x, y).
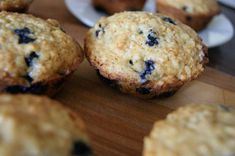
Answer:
top-left (85, 12), bottom-right (208, 98)
top-left (0, 12), bottom-right (84, 95)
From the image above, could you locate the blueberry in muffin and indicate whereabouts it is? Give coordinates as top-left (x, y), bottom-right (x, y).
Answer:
top-left (0, 12), bottom-right (84, 96)
top-left (144, 104), bottom-right (235, 156)
top-left (0, 94), bottom-right (92, 156)
top-left (157, 0), bottom-right (220, 31)
top-left (14, 27), bottom-right (36, 44)
top-left (85, 12), bottom-right (208, 99)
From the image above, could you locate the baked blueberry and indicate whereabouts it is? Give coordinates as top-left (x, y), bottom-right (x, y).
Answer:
top-left (140, 60), bottom-right (155, 82)
top-left (5, 83), bottom-right (48, 94)
top-left (136, 87), bottom-right (151, 95)
top-left (25, 51), bottom-right (39, 67)
top-left (146, 30), bottom-right (159, 47)
top-left (95, 30), bottom-right (101, 37)
top-left (97, 70), bottom-right (119, 89)
top-left (186, 16), bottom-right (192, 22)
top-left (95, 24), bottom-right (105, 37)
top-left (158, 90), bottom-right (176, 98)
top-left (14, 27), bottom-right (36, 44)
top-left (23, 74), bottom-right (33, 83)
top-left (129, 60), bottom-right (134, 65)
top-left (138, 29), bottom-right (143, 34)
top-left (72, 141), bottom-right (92, 156)
top-left (182, 6), bottom-right (188, 11)
top-left (162, 17), bottom-right (176, 25)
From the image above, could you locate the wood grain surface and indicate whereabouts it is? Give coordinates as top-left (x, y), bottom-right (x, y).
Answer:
top-left (28, 0), bottom-right (235, 155)
top-left (55, 62), bottom-right (235, 156)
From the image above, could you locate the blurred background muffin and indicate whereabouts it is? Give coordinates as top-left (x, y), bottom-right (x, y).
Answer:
top-left (0, 0), bottom-right (33, 12)
top-left (0, 94), bottom-right (92, 156)
top-left (92, 0), bottom-right (146, 14)
top-left (144, 104), bottom-right (235, 156)
top-left (157, 0), bottom-right (220, 31)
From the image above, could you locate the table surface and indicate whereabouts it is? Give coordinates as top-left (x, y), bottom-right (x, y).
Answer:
top-left (28, 1), bottom-right (235, 155)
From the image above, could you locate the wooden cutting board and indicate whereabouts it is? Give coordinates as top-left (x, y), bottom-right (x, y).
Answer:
top-left (55, 61), bottom-right (235, 156)
top-left (28, 0), bottom-right (235, 155)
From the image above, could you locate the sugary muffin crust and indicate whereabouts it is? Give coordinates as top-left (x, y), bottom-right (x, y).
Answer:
top-left (92, 0), bottom-right (146, 14)
top-left (0, 12), bottom-right (84, 95)
top-left (157, 0), bottom-right (220, 31)
top-left (85, 12), bottom-right (208, 98)
top-left (144, 104), bottom-right (235, 156)
top-left (0, 0), bottom-right (33, 12)
top-left (0, 94), bottom-right (92, 156)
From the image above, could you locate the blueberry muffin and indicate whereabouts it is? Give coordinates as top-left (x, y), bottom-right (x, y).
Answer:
top-left (0, 12), bottom-right (84, 96)
top-left (157, 0), bottom-right (220, 31)
top-left (144, 104), bottom-right (235, 156)
top-left (85, 12), bottom-right (208, 98)
top-left (92, 0), bottom-right (146, 14)
top-left (0, 94), bottom-right (92, 156)
top-left (0, 0), bottom-right (33, 12)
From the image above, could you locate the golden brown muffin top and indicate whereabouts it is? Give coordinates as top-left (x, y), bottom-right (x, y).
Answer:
top-left (0, 12), bottom-right (83, 86)
top-left (85, 12), bottom-right (207, 88)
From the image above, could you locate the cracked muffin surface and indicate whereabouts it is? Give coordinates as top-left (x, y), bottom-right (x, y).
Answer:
top-left (85, 12), bottom-right (208, 98)
top-left (0, 0), bottom-right (33, 12)
top-left (0, 12), bottom-right (84, 95)
top-left (144, 104), bottom-right (235, 156)
top-left (0, 94), bottom-right (92, 156)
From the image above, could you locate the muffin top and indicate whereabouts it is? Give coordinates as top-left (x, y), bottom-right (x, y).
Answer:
top-left (157, 0), bottom-right (220, 14)
top-left (0, 94), bottom-right (91, 156)
top-left (0, 12), bottom-right (83, 86)
top-left (85, 12), bottom-right (207, 87)
top-left (144, 104), bottom-right (235, 156)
